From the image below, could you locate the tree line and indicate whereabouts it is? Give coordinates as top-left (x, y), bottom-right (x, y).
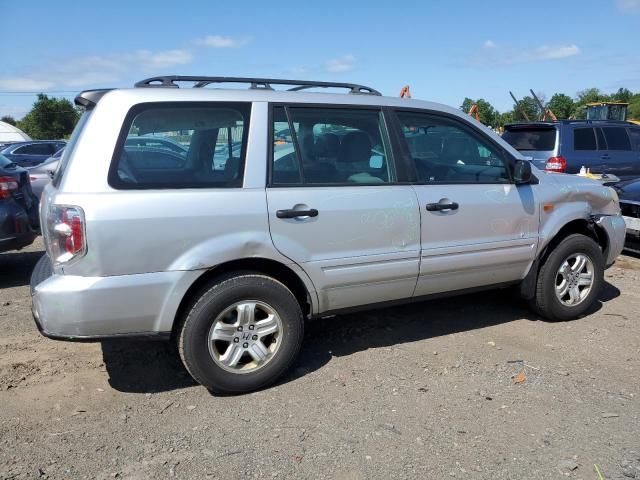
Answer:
top-left (1, 94), bottom-right (79, 140)
top-left (460, 87), bottom-right (640, 127)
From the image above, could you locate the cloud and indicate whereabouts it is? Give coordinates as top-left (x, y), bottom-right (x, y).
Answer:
top-left (0, 48), bottom-right (193, 91)
top-left (195, 35), bottom-right (250, 48)
top-left (534, 44), bottom-right (580, 60)
top-left (0, 77), bottom-right (55, 91)
top-left (616, 0), bottom-right (640, 13)
top-left (470, 41), bottom-right (580, 66)
top-left (325, 54), bottom-right (356, 73)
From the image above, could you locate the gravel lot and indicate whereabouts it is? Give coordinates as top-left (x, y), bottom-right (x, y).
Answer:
top-left (1, 238), bottom-right (639, 479)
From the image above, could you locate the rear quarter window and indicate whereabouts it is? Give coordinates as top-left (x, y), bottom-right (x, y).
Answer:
top-left (110, 102), bottom-right (250, 190)
top-left (502, 127), bottom-right (556, 151)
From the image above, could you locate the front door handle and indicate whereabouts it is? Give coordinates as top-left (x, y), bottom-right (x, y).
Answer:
top-left (276, 208), bottom-right (319, 219)
top-left (426, 200), bottom-right (459, 212)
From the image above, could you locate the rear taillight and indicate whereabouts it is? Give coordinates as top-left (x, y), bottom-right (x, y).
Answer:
top-left (0, 176), bottom-right (19, 199)
top-left (545, 156), bottom-right (566, 173)
top-left (45, 205), bottom-right (86, 264)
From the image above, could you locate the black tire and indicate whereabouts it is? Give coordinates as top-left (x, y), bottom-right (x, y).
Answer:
top-left (531, 234), bottom-right (604, 321)
top-left (30, 254), bottom-right (53, 294)
top-left (177, 274), bottom-right (304, 394)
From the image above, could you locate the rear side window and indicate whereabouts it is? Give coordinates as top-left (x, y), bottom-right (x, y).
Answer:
top-left (602, 127), bottom-right (631, 151)
top-left (270, 106), bottom-right (394, 185)
top-left (110, 102), bottom-right (250, 189)
top-left (573, 128), bottom-right (597, 150)
top-left (14, 143), bottom-right (53, 155)
top-left (628, 128), bottom-right (640, 151)
top-left (502, 127), bottom-right (556, 151)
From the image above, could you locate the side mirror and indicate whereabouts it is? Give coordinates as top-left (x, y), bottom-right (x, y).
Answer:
top-left (513, 159), bottom-right (532, 185)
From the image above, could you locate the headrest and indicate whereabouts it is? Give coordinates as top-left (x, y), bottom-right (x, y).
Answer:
top-left (337, 131), bottom-right (371, 163)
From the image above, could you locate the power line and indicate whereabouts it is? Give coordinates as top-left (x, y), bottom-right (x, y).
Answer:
top-left (0, 91), bottom-right (78, 94)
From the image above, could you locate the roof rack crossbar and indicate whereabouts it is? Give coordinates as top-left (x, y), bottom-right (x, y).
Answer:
top-left (134, 76), bottom-right (382, 96)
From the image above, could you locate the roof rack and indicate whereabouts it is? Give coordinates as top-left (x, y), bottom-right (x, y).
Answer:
top-left (134, 76), bottom-right (382, 96)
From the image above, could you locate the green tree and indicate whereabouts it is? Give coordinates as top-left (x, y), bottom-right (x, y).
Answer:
top-left (546, 93), bottom-right (574, 119)
top-left (459, 97), bottom-right (499, 126)
top-left (1, 115), bottom-right (17, 126)
top-left (629, 93), bottom-right (640, 120)
top-left (512, 95), bottom-right (540, 121)
top-left (17, 94), bottom-right (79, 139)
top-left (612, 87), bottom-right (633, 103)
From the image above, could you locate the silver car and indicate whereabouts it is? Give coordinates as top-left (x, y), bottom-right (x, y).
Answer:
top-left (31, 76), bottom-right (626, 393)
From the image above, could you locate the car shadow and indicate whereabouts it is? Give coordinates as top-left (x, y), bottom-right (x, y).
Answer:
top-left (101, 281), bottom-right (620, 395)
top-left (0, 248), bottom-right (44, 288)
top-left (101, 340), bottom-right (197, 393)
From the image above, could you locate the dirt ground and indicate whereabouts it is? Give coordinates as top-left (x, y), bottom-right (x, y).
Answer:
top-left (1, 238), bottom-right (639, 480)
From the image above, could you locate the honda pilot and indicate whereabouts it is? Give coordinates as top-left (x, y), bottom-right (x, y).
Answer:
top-left (31, 77), bottom-right (626, 393)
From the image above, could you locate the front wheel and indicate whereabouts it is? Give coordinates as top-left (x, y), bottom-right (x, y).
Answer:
top-left (531, 234), bottom-right (604, 321)
top-left (178, 274), bottom-right (304, 394)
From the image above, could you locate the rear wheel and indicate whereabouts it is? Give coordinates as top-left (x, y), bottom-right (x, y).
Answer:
top-left (178, 274), bottom-right (304, 394)
top-left (531, 234), bottom-right (604, 321)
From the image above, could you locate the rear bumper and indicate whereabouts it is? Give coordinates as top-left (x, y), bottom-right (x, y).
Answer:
top-left (594, 214), bottom-right (626, 266)
top-left (31, 268), bottom-right (201, 341)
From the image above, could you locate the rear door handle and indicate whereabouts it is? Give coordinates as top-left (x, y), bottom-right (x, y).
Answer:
top-left (276, 208), bottom-right (319, 219)
top-left (426, 201), bottom-right (459, 212)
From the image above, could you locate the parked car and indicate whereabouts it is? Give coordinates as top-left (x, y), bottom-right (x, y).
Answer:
top-left (502, 120), bottom-right (640, 180)
top-left (613, 179), bottom-right (640, 253)
top-left (31, 76), bottom-right (626, 394)
top-left (0, 154), bottom-right (39, 253)
top-left (0, 140), bottom-right (66, 168)
top-left (29, 137), bottom-right (188, 201)
top-left (28, 148), bottom-right (64, 200)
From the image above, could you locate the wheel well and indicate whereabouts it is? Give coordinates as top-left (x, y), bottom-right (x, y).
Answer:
top-left (520, 218), bottom-right (609, 300)
top-left (541, 219), bottom-right (608, 263)
top-left (172, 258), bottom-right (312, 337)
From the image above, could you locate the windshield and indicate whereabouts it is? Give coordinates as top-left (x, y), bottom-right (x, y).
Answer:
top-left (502, 127), bottom-right (556, 151)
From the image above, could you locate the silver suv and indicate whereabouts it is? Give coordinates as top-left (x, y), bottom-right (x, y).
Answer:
top-left (31, 76), bottom-right (626, 393)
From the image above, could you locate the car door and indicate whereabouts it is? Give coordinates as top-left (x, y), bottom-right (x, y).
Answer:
top-left (392, 110), bottom-right (539, 297)
top-left (266, 105), bottom-right (421, 313)
top-left (629, 127), bottom-right (640, 174)
top-left (599, 126), bottom-right (636, 180)
top-left (569, 126), bottom-right (603, 174)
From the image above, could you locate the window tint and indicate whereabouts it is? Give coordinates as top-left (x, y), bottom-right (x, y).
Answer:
top-left (602, 127), bottom-right (631, 151)
top-left (271, 106), bottom-right (393, 185)
top-left (502, 127), bottom-right (556, 151)
top-left (595, 128), bottom-right (607, 150)
top-left (628, 128), bottom-right (640, 151)
top-left (14, 143), bottom-right (53, 155)
top-left (573, 128), bottom-right (597, 150)
top-left (111, 103), bottom-right (250, 189)
top-left (397, 112), bottom-right (510, 184)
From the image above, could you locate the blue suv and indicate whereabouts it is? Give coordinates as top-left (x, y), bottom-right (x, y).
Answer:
top-left (502, 120), bottom-right (640, 180)
top-left (0, 140), bottom-right (66, 167)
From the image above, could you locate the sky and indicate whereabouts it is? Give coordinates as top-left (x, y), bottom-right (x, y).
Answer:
top-left (1, 0), bottom-right (639, 119)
